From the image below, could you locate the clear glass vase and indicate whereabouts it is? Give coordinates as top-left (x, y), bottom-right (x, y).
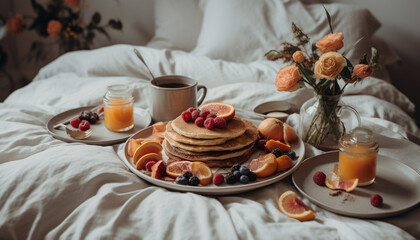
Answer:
top-left (299, 94), bottom-right (361, 151)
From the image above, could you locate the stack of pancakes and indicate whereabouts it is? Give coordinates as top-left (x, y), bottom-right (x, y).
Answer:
top-left (163, 116), bottom-right (259, 167)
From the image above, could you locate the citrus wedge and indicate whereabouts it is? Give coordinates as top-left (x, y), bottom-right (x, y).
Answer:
top-left (283, 123), bottom-right (298, 143)
top-left (265, 139), bottom-right (291, 153)
top-left (325, 164), bottom-right (359, 192)
top-left (128, 138), bottom-right (153, 157)
top-left (247, 153), bottom-right (277, 178)
top-left (275, 155), bottom-right (294, 172)
top-left (166, 161), bottom-right (192, 178)
top-left (133, 141), bottom-right (162, 165)
top-left (135, 153), bottom-right (163, 170)
top-left (190, 162), bottom-right (213, 185)
top-left (152, 122), bottom-right (166, 143)
top-left (278, 190), bottom-right (316, 221)
top-left (199, 102), bottom-right (235, 121)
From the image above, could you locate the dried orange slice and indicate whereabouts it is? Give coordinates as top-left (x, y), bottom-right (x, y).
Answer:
top-left (265, 139), bottom-right (291, 153)
top-left (278, 190), bottom-right (316, 221)
top-left (166, 161), bottom-right (192, 178)
top-left (152, 122), bottom-right (166, 143)
top-left (133, 141), bottom-right (162, 165)
top-left (325, 164), bottom-right (359, 192)
top-left (127, 138), bottom-right (153, 157)
top-left (190, 162), bottom-right (213, 185)
top-left (283, 123), bottom-right (298, 143)
top-left (247, 153), bottom-right (277, 178)
top-left (275, 155), bottom-right (294, 172)
top-left (135, 153), bottom-right (162, 170)
top-left (199, 102), bottom-right (235, 121)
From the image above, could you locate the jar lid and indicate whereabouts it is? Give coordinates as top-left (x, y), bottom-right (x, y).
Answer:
top-left (339, 127), bottom-right (378, 152)
top-left (104, 84), bottom-right (132, 100)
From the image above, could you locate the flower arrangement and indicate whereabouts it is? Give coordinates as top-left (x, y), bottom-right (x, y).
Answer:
top-left (265, 7), bottom-right (379, 149)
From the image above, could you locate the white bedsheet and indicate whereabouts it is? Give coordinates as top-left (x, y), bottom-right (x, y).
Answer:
top-left (0, 45), bottom-right (419, 239)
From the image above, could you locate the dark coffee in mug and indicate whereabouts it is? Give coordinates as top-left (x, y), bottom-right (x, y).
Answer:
top-left (159, 83), bottom-right (190, 88)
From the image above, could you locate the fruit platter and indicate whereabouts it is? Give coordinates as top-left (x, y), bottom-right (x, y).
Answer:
top-left (122, 102), bottom-right (305, 195)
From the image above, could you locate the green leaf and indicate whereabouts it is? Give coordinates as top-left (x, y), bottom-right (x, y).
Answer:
top-left (359, 53), bottom-right (368, 65)
top-left (369, 47), bottom-right (380, 69)
top-left (340, 67), bottom-right (352, 79)
top-left (342, 36), bottom-right (364, 57)
top-left (92, 12), bottom-right (101, 25)
top-left (323, 5), bottom-right (333, 33)
top-left (109, 19), bottom-right (122, 30)
top-left (95, 26), bottom-right (110, 41)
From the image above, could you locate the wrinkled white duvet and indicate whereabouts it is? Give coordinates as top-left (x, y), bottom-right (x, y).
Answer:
top-left (0, 45), bottom-right (419, 239)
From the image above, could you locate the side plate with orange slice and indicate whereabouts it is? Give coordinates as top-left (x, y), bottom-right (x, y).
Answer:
top-left (292, 151), bottom-right (420, 218)
top-left (120, 116), bottom-right (305, 195)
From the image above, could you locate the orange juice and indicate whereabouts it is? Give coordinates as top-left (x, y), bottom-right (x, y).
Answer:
top-left (104, 99), bottom-right (134, 132)
top-left (338, 127), bottom-right (378, 186)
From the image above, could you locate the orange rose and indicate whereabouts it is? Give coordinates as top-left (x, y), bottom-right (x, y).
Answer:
top-left (65, 0), bottom-right (80, 5)
top-left (275, 65), bottom-right (301, 92)
top-left (353, 64), bottom-right (372, 78)
top-left (292, 51), bottom-right (305, 63)
top-left (314, 52), bottom-right (345, 80)
top-left (6, 14), bottom-right (24, 34)
top-left (316, 32), bottom-right (344, 53)
top-left (47, 20), bottom-right (62, 37)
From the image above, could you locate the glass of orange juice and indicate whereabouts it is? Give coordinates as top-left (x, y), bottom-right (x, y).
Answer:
top-left (338, 127), bottom-right (378, 186)
top-left (103, 84), bottom-right (134, 132)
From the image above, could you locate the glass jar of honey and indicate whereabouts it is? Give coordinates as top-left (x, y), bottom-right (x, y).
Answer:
top-left (338, 127), bottom-right (379, 186)
top-left (103, 84), bottom-right (134, 132)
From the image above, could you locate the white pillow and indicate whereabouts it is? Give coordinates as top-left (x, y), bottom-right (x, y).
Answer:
top-left (146, 0), bottom-right (202, 52)
top-left (191, 0), bottom-right (391, 64)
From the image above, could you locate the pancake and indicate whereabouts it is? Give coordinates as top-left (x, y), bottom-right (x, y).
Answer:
top-left (165, 121), bottom-right (232, 146)
top-left (171, 115), bottom-right (246, 139)
top-left (165, 119), bottom-right (258, 152)
top-left (165, 143), bottom-right (257, 167)
top-left (163, 138), bottom-right (256, 162)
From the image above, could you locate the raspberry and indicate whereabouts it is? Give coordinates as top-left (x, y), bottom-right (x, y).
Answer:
top-left (191, 110), bottom-right (201, 120)
top-left (145, 161), bottom-right (157, 171)
top-left (370, 194), bottom-right (383, 207)
top-left (214, 117), bottom-right (226, 128)
top-left (187, 107), bottom-right (196, 113)
top-left (79, 120), bottom-right (90, 131)
top-left (258, 139), bottom-right (267, 150)
top-left (195, 117), bottom-right (205, 127)
top-left (213, 174), bottom-right (224, 186)
top-left (200, 110), bottom-right (210, 118)
top-left (181, 111), bottom-right (192, 122)
top-left (70, 117), bottom-right (81, 128)
top-left (206, 113), bottom-right (217, 119)
top-left (204, 118), bottom-right (215, 130)
top-left (313, 171), bottom-right (326, 186)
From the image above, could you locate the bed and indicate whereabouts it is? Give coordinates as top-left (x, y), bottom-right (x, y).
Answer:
top-left (1, 1), bottom-right (419, 239)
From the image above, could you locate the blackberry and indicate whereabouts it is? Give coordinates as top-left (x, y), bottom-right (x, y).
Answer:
top-left (287, 150), bottom-right (296, 160)
top-left (183, 172), bottom-right (193, 179)
top-left (231, 164), bottom-right (241, 173)
top-left (225, 174), bottom-right (236, 184)
top-left (271, 148), bottom-right (283, 158)
top-left (233, 170), bottom-right (241, 181)
top-left (239, 166), bottom-right (250, 175)
top-left (248, 172), bottom-right (257, 182)
top-left (175, 176), bottom-right (189, 185)
top-left (188, 176), bottom-right (200, 186)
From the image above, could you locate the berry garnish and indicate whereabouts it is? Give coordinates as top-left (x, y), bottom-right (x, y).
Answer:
top-left (313, 171), bottom-right (326, 186)
top-left (239, 166), bottom-right (250, 175)
top-left (183, 172), bottom-right (193, 179)
top-left (182, 111), bottom-right (192, 122)
top-left (233, 170), bottom-right (241, 181)
top-left (214, 117), bottom-right (226, 128)
top-left (231, 164), bottom-right (241, 173)
top-left (176, 176), bottom-right (189, 185)
top-left (187, 107), bottom-right (196, 113)
top-left (370, 194), bottom-right (383, 207)
top-left (225, 174), bottom-right (236, 184)
top-left (206, 113), bottom-right (217, 119)
top-left (195, 117), bottom-right (205, 127)
top-left (188, 176), bottom-right (200, 186)
top-left (79, 120), bottom-right (90, 131)
top-left (70, 118), bottom-right (81, 128)
top-left (287, 150), bottom-right (296, 160)
top-left (258, 139), bottom-right (267, 150)
top-left (204, 118), bottom-right (215, 130)
top-left (247, 172), bottom-right (257, 182)
top-left (145, 161), bottom-right (157, 171)
top-left (239, 175), bottom-right (250, 184)
top-left (191, 110), bottom-right (201, 120)
top-left (271, 148), bottom-right (283, 158)
top-left (200, 110), bottom-right (210, 118)
top-left (213, 174), bottom-right (224, 186)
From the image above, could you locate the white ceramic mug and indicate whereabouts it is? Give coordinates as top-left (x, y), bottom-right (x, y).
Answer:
top-left (149, 75), bottom-right (207, 122)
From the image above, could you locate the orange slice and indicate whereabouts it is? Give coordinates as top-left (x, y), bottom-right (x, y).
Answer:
top-left (127, 138), bottom-right (153, 157)
top-left (199, 102), bottom-right (235, 121)
top-left (190, 162), bottom-right (213, 185)
top-left (278, 190), bottom-right (316, 221)
top-left (247, 153), bottom-right (277, 178)
top-left (166, 161), bottom-right (192, 178)
top-left (133, 141), bottom-right (162, 165)
top-left (275, 155), bottom-right (294, 172)
top-left (152, 122), bottom-right (166, 143)
top-left (283, 123), bottom-right (298, 144)
top-left (136, 153), bottom-right (163, 170)
top-left (325, 164), bottom-right (359, 192)
top-left (265, 139), bottom-right (291, 153)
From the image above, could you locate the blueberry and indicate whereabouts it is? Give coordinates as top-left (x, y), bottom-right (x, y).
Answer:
top-left (231, 164), bottom-right (241, 173)
top-left (175, 176), bottom-right (189, 185)
top-left (226, 174), bottom-right (236, 184)
top-left (233, 170), bottom-right (241, 181)
top-left (188, 176), bottom-right (200, 186)
top-left (239, 166), bottom-right (250, 175)
top-left (183, 172), bottom-right (193, 179)
top-left (239, 175), bottom-right (250, 184)
top-left (248, 172), bottom-right (257, 182)
top-left (271, 148), bottom-right (283, 158)
top-left (287, 150), bottom-right (296, 160)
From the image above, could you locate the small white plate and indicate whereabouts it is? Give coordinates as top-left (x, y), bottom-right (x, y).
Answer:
top-left (253, 101), bottom-right (299, 121)
top-left (292, 151), bottom-right (420, 218)
top-left (47, 106), bottom-right (151, 145)
top-left (122, 119), bottom-right (305, 195)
